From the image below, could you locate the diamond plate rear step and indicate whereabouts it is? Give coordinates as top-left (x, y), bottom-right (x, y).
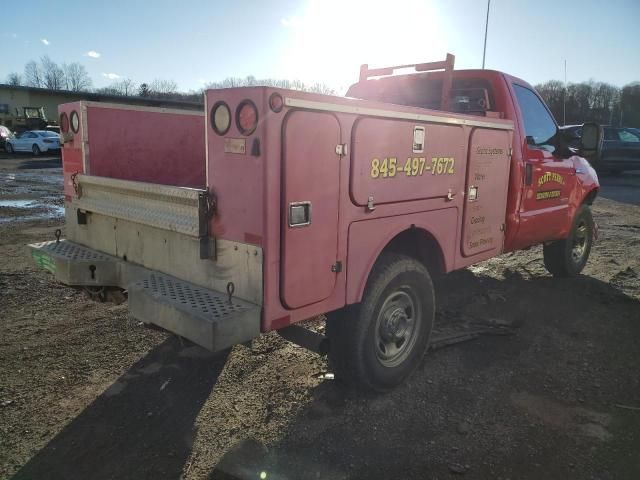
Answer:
top-left (28, 240), bottom-right (261, 352)
top-left (128, 272), bottom-right (260, 352)
top-left (30, 240), bottom-right (120, 286)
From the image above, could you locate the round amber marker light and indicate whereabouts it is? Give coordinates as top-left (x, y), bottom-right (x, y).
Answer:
top-left (70, 111), bottom-right (80, 133)
top-left (212, 102), bottom-right (231, 135)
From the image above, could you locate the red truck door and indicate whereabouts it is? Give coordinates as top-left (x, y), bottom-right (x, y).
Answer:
top-left (512, 84), bottom-right (577, 244)
top-left (280, 111), bottom-right (341, 309)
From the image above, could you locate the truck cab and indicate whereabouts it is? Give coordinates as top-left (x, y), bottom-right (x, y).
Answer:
top-left (347, 60), bottom-right (599, 252)
top-left (30, 55), bottom-right (601, 391)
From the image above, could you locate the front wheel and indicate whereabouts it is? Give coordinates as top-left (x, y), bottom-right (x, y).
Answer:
top-left (543, 204), bottom-right (594, 277)
top-left (326, 253), bottom-right (435, 391)
top-left (32, 144), bottom-right (41, 156)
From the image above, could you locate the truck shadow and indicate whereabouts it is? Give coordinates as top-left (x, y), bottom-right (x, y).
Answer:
top-left (208, 267), bottom-right (640, 480)
top-left (12, 337), bottom-right (228, 480)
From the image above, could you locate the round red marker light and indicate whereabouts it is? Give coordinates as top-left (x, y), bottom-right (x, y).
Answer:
top-left (236, 100), bottom-right (258, 136)
top-left (269, 93), bottom-right (283, 113)
top-left (59, 112), bottom-right (69, 133)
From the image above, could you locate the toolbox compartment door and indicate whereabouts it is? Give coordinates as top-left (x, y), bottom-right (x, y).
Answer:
top-left (461, 128), bottom-right (512, 257)
top-left (281, 111), bottom-right (341, 309)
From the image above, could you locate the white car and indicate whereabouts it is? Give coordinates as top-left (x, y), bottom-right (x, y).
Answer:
top-left (5, 130), bottom-right (61, 155)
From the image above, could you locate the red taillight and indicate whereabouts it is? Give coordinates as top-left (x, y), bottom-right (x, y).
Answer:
top-left (236, 100), bottom-right (258, 136)
top-left (269, 93), bottom-right (283, 113)
top-left (60, 113), bottom-right (69, 132)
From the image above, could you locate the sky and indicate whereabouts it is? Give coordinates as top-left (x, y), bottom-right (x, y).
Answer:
top-left (2, 0), bottom-right (639, 94)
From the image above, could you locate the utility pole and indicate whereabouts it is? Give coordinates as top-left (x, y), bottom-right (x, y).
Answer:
top-left (563, 59), bottom-right (567, 126)
top-left (482, 0), bottom-right (491, 69)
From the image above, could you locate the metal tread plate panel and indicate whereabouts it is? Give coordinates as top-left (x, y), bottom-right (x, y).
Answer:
top-left (75, 174), bottom-right (207, 237)
top-left (128, 272), bottom-right (260, 351)
top-left (29, 240), bottom-right (119, 286)
top-left (31, 239), bottom-right (114, 262)
top-left (136, 273), bottom-right (253, 318)
top-left (29, 240), bottom-right (261, 352)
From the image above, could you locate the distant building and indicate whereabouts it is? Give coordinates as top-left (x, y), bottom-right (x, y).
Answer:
top-left (0, 84), bottom-right (203, 130)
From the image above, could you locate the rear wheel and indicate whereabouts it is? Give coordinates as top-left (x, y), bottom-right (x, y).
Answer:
top-left (326, 253), bottom-right (435, 391)
top-left (543, 204), bottom-right (594, 277)
top-left (32, 144), bottom-right (41, 156)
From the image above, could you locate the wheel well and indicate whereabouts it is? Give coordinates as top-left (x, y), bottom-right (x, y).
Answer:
top-left (583, 188), bottom-right (598, 205)
top-left (381, 227), bottom-right (445, 275)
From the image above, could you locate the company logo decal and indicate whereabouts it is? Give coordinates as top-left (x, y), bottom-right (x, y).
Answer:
top-left (538, 172), bottom-right (565, 187)
top-left (536, 190), bottom-right (561, 200)
top-left (476, 147), bottom-right (504, 155)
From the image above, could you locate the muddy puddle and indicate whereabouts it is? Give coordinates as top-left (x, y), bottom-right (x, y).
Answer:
top-left (0, 169), bottom-right (64, 223)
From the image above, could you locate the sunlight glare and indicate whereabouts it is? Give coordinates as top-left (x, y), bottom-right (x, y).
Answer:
top-left (280, 0), bottom-right (447, 92)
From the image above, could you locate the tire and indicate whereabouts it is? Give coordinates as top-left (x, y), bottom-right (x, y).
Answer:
top-left (32, 144), bottom-right (41, 156)
top-left (5, 143), bottom-right (13, 154)
top-left (326, 253), bottom-right (435, 391)
top-left (543, 204), bottom-right (594, 277)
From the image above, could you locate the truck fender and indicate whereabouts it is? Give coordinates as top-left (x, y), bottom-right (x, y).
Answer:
top-left (346, 209), bottom-right (456, 305)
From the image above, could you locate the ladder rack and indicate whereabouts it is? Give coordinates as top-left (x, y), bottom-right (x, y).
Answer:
top-left (358, 53), bottom-right (455, 111)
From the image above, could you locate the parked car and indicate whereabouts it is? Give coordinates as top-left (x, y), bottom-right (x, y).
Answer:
top-left (0, 125), bottom-right (13, 151)
top-left (5, 130), bottom-right (61, 155)
top-left (561, 125), bottom-right (640, 173)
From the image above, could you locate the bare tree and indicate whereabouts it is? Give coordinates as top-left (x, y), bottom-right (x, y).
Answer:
top-left (40, 56), bottom-right (66, 90)
top-left (6, 72), bottom-right (22, 86)
top-left (204, 76), bottom-right (335, 95)
top-left (289, 79), bottom-right (306, 91)
top-left (94, 86), bottom-right (120, 96)
top-left (620, 82), bottom-right (640, 127)
top-left (104, 78), bottom-right (137, 96)
top-left (307, 82), bottom-right (336, 95)
top-left (119, 78), bottom-right (137, 96)
top-left (62, 62), bottom-right (92, 91)
top-left (24, 61), bottom-right (43, 87)
top-left (149, 79), bottom-right (178, 94)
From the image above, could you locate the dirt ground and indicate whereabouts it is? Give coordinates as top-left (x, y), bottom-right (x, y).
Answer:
top-left (1, 152), bottom-right (639, 480)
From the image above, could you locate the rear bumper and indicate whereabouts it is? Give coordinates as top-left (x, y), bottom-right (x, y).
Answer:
top-left (29, 240), bottom-right (261, 352)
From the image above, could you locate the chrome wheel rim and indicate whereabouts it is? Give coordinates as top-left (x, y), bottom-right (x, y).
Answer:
top-left (374, 288), bottom-right (420, 367)
top-left (571, 221), bottom-right (588, 264)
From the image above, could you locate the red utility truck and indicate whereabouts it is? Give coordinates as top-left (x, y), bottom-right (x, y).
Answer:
top-left (30, 55), bottom-right (602, 391)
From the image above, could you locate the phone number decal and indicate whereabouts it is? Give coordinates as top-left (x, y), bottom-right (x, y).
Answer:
top-left (370, 157), bottom-right (455, 179)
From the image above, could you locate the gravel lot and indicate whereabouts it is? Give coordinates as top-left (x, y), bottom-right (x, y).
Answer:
top-left (1, 152), bottom-right (639, 480)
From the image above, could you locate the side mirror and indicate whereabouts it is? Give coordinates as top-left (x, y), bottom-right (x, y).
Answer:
top-left (579, 122), bottom-right (603, 160)
top-left (561, 129), bottom-right (580, 142)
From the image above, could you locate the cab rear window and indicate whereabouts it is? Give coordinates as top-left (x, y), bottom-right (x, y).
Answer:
top-left (348, 76), bottom-right (496, 114)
